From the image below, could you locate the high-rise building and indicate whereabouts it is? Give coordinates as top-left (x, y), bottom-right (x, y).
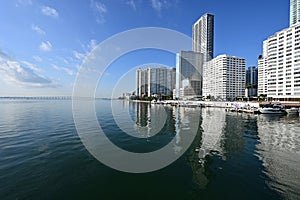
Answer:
top-left (136, 67), bottom-right (176, 98)
top-left (136, 68), bottom-right (148, 97)
top-left (246, 66), bottom-right (258, 97)
top-left (290, 0), bottom-right (300, 26)
top-left (257, 23), bottom-right (300, 100)
top-left (246, 66), bottom-right (258, 86)
top-left (175, 51), bottom-right (204, 99)
top-left (192, 13), bottom-right (214, 62)
top-left (257, 55), bottom-right (268, 96)
top-left (203, 54), bottom-right (246, 100)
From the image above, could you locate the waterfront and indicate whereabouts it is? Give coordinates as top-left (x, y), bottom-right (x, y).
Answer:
top-left (0, 99), bottom-right (300, 199)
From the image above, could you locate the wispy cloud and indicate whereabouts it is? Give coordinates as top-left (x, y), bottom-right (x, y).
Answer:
top-left (151, 0), bottom-right (163, 12)
top-left (22, 61), bottom-right (41, 72)
top-left (88, 39), bottom-right (97, 51)
top-left (40, 41), bottom-right (52, 51)
top-left (0, 51), bottom-right (58, 88)
top-left (90, 0), bottom-right (107, 24)
top-left (73, 51), bottom-right (85, 60)
top-left (16, 0), bottom-right (32, 7)
top-left (41, 6), bottom-right (59, 18)
top-left (52, 64), bottom-right (76, 76)
top-left (33, 55), bottom-right (42, 62)
top-left (126, 0), bottom-right (137, 11)
top-left (73, 39), bottom-right (98, 62)
top-left (32, 24), bottom-right (46, 35)
top-left (150, 0), bottom-right (177, 15)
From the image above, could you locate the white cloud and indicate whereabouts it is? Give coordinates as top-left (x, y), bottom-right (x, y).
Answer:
top-left (150, 0), bottom-right (177, 14)
top-left (22, 61), bottom-right (41, 72)
top-left (33, 55), bottom-right (42, 62)
top-left (88, 39), bottom-right (97, 50)
top-left (52, 64), bottom-right (76, 76)
top-left (90, 0), bottom-right (107, 24)
top-left (126, 0), bottom-right (137, 11)
top-left (40, 41), bottom-right (52, 51)
top-left (41, 6), bottom-right (59, 18)
top-left (0, 52), bottom-right (58, 88)
top-left (151, 0), bottom-right (163, 12)
top-left (73, 39), bottom-right (98, 62)
top-left (32, 24), bottom-right (46, 35)
top-left (73, 51), bottom-right (85, 60)
top-left (16, 0), bottom-right (32, 7)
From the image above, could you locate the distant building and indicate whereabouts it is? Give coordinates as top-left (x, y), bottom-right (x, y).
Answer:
top-left (192, 13), bottom-right (214, 62)
top-left (290, 0), bottom-right (300, 26)
top-left (246, 66), bottom-right (258, 86)
top-left (175, 51), bottom-right (204, 99)
top-left (203, 54), bottom-right (246, 100)
top-left (136, 69), bottom-right (148, 97)
top-left (258, 23), bottom-right (300, 100)
top-left (258, 51), bottom-right (268, 96)
top-left (246, 66), bottom-right (258, 97)
top-left (136, 67), bottom-right (175, 98)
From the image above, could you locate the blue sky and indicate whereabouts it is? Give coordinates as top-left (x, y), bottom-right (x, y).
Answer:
top-left (0, 0), bottom-right (290, 97)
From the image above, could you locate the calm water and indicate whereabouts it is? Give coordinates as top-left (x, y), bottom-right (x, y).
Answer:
top-left (0, 100), bottom-right (300, 199)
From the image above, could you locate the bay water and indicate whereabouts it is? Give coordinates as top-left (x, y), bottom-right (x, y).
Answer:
top-left (0, 99), bottom-right (299, 199)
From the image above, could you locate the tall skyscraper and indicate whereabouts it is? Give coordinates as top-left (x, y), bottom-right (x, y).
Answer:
top-left (203, 54), bottom-right (245, 100)
top-left (246, 66), bottom-right (258, 97)
top-left (290, 0), bottom-right (300, 26)
top-left (175, 51), bottom-right (204, 99)
top-left (246, 66), bottom-right (258, 86)
top-left (192, 13), bottom-right (214, 62)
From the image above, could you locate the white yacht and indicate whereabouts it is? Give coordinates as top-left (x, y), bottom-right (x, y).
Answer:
top-left (285, 107), bottom-right (299, 115)
top-left (259, 104), bottom-right (285, 114)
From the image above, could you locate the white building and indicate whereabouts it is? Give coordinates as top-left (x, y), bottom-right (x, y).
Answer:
top-left (290, 0), bottom-right (300, 26)
top-left (258, 23), bottom-right (300, 100)
top-left (203, 54), bottom-right (246, 100)
top-left (175, 51), bottom-right (204, 99)
top-left (192, 13), bottom-right (214, 62)
top-left (136, 67), bottom-right (175, 98)
top-left (258, 40), bottom-right (269, 96)
top-left (136, 68), bottom-right (148, 97)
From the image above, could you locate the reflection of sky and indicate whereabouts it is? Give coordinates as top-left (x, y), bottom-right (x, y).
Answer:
top-left (257, 115), bottom-right (300, 199)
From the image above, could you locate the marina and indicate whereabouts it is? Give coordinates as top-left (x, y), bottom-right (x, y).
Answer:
top-left (144, 100), bottom-right (300, 115)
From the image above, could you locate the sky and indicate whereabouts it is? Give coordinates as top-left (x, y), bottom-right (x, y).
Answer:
top-left (0, 0), bottom-right (290, 98)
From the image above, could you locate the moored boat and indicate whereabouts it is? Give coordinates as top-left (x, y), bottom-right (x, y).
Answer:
top-left (285, 107), bottom-right (299, 115)
top-left (259, 104), bottom-right (285, 114)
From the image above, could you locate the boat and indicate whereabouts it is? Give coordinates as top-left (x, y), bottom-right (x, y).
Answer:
top-left (243, 107), bottom-right (260, 114)
top-left (259, 104), bottom-right (285, 114)
top-left (285, 107), bottom-right (299, 115)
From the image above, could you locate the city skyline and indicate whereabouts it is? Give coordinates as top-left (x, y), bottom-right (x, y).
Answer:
top-left (0, 0), bottom-right (290, 97)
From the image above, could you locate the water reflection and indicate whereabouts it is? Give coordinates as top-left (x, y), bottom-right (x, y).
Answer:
top-left (186, 108), bottom-right (230, 189)
top-left (132, 103), bottom-right (201, 156)
top-left (199, 108), bottom-right (226, 159)
top-left (113, 102), bottom-right (300, 198)
top-left (257, 115), bottom-right (300, 199)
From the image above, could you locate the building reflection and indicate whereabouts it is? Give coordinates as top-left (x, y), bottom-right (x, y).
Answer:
top-left (135, 102), bottom-right (149, 128)
top-left (198, 108), bottom-right (226, 159)
top-left (172, 106), bottom-right (202, 154)
top-left (256, 115), bottom-right (300, 199)
top-left (134, 103), bottom-right (171, 139)
top-left (185, 107), bottom-right (227, 189)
